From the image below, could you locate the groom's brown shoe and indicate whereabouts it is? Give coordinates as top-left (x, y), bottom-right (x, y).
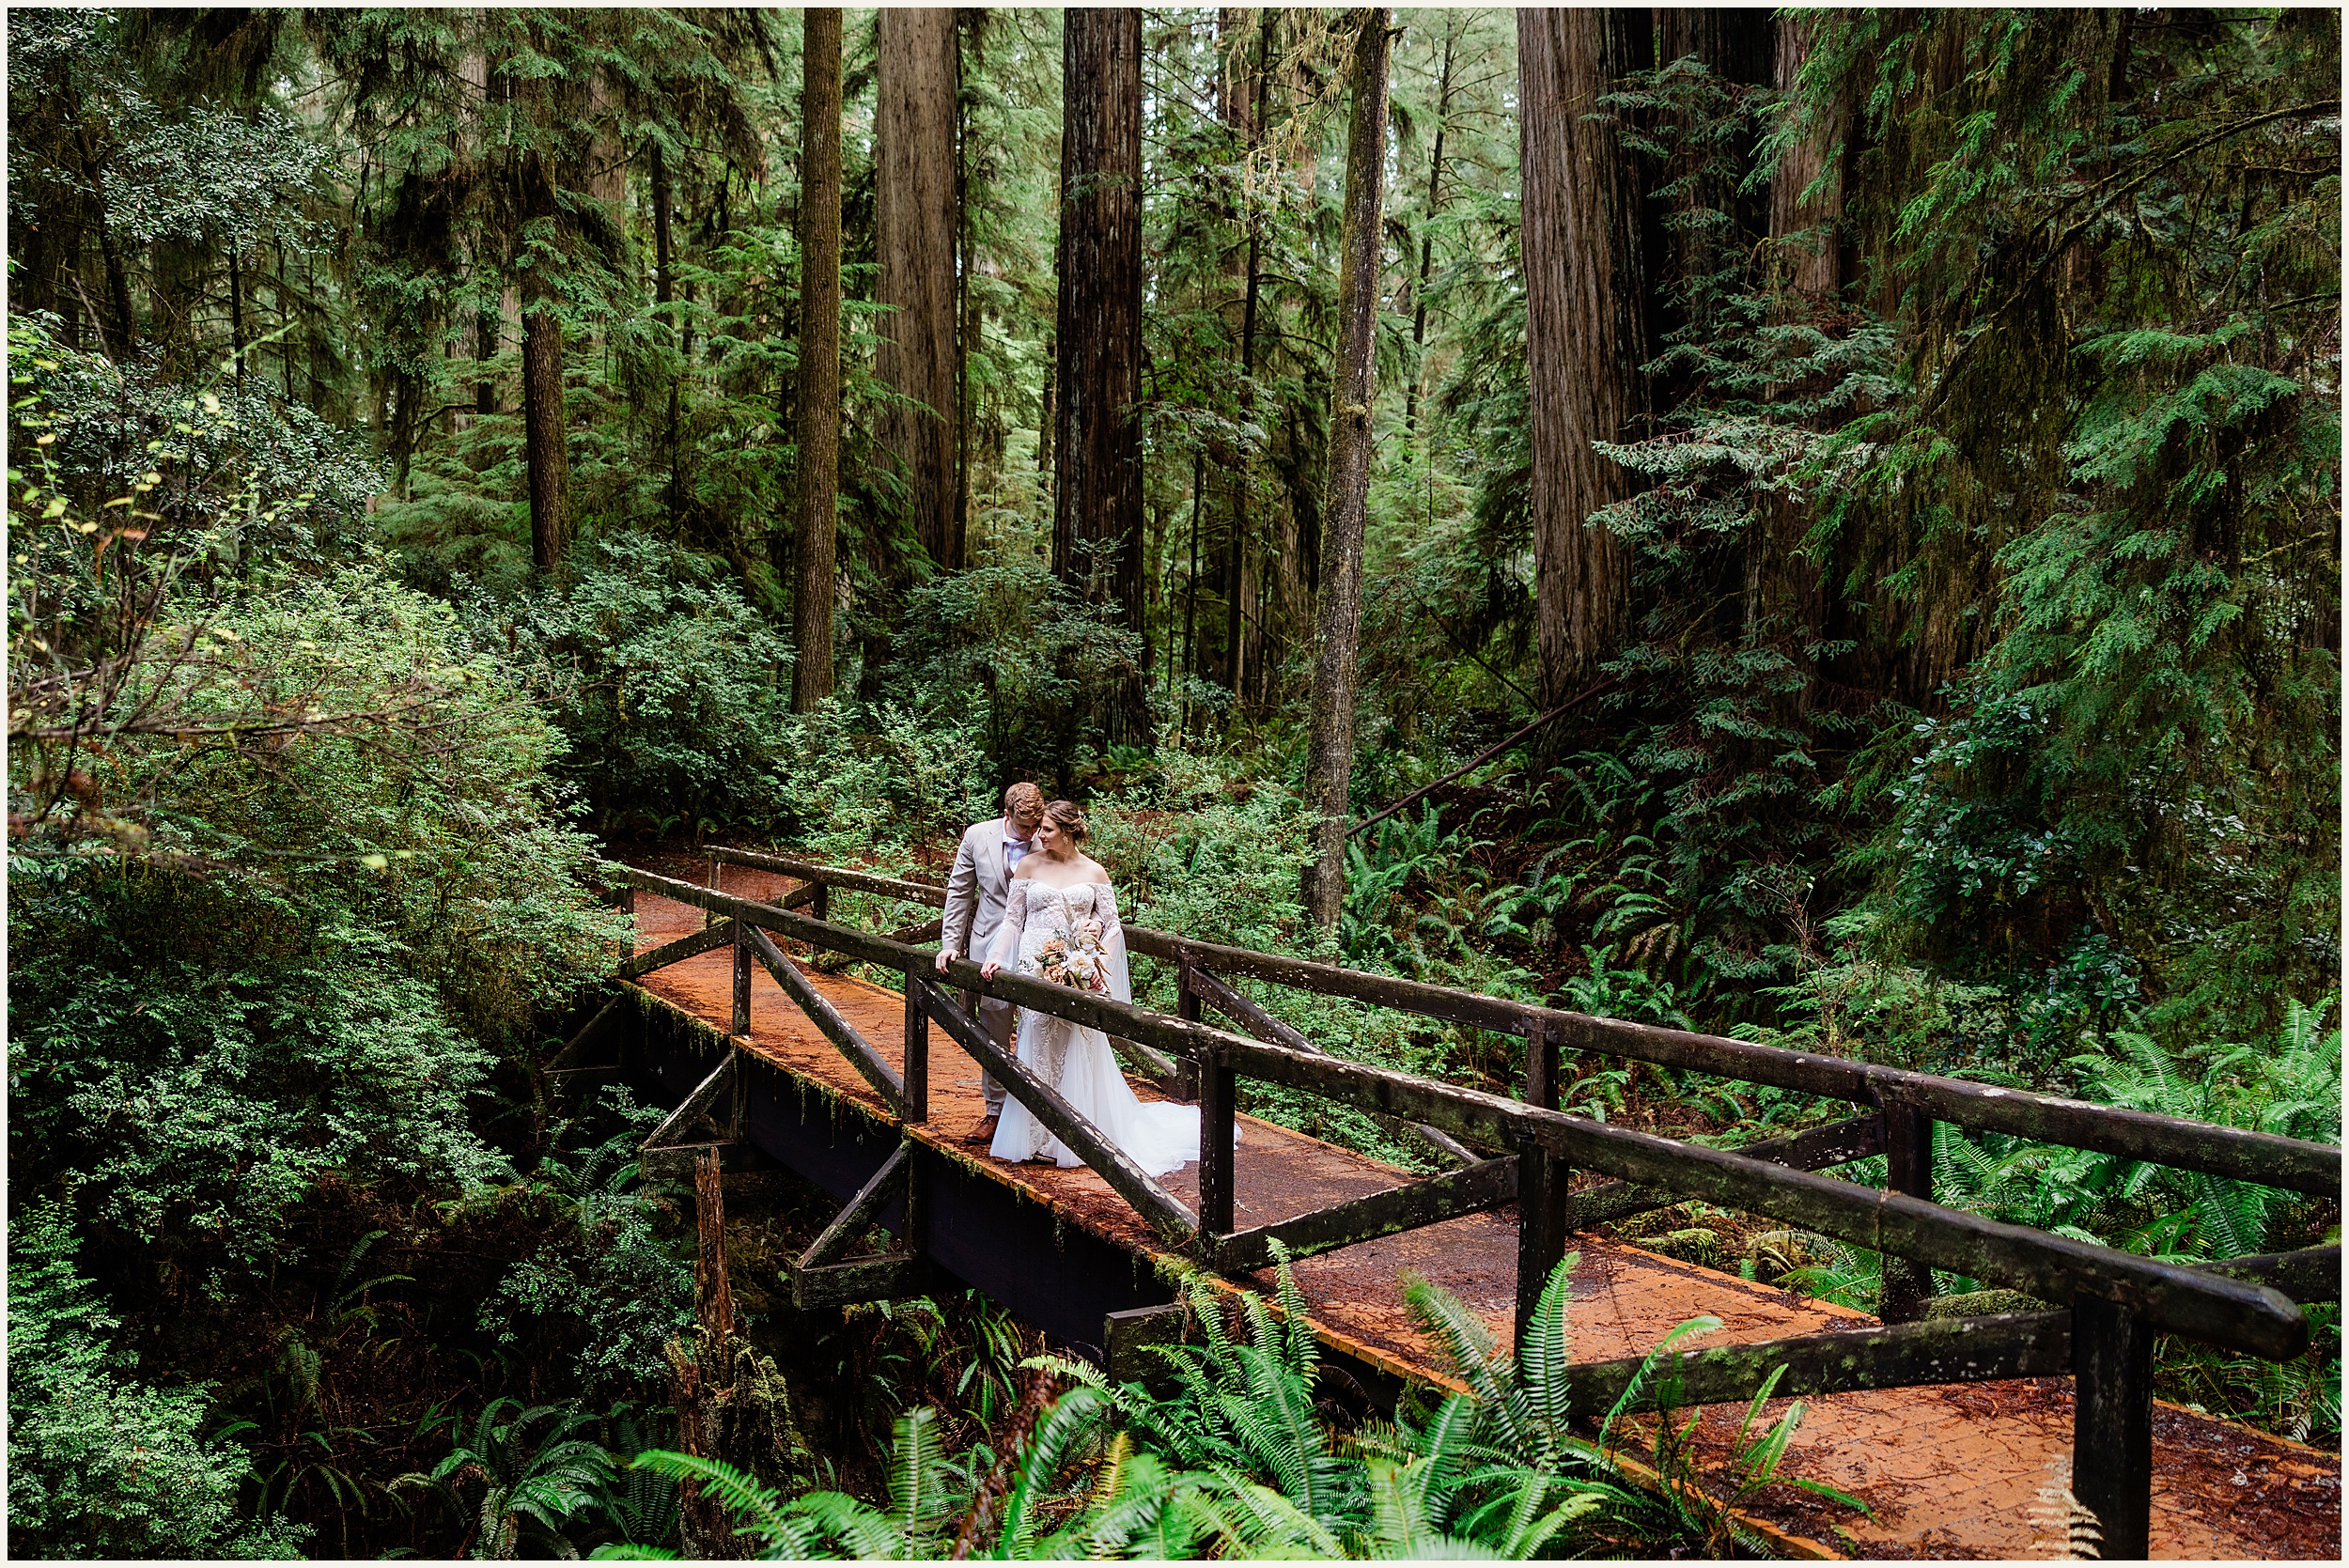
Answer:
top-left (963, 1115), bottom-right (999, 1145)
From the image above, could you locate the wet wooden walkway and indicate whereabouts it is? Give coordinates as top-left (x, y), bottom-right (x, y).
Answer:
top-left (628, 873), bottom-right (2339, 1559)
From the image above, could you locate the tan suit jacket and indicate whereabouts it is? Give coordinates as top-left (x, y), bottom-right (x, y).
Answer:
top-left (941, 815), bottom-right (1027, 963)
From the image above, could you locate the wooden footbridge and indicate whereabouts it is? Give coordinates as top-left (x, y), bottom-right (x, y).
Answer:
top-left (561, 848), bottom-right (2341, 1560)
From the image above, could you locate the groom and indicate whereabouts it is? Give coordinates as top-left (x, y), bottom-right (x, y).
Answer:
top-left (938, 781), bottom-right (1045, 1144)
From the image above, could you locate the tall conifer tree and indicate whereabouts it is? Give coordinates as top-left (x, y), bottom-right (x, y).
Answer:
top-left (1517, 8), bottom-right (1650, 700)
top-left (794, 8), bottom-right (846, 712)
top-left (876, 8), bottom-right (960, 569)
top-left (1302, 8), bottom-right (1393, 929)
top-left (1053, 7), bottom-right (1149, 744)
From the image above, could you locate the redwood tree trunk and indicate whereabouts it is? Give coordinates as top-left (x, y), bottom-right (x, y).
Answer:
top-left (1519, 8), bottom-right (1649, 702)
top-left (521, 287), bottom-right (569, 573)
top-left (1301, 8), bottom-right (1393, 931)
top-left (1222, 11), bottom-right (1270, 699)
top-left (876, 8), bottom-right (960, 569)
top-left (1769, 14), bottom-right (1845, 301)
top-left (1401, 14), bottom-right (1460, 431)
top-left (793, 8), bottom-right (845, 713)
top-left (1052, 8), bottom-right (1149, 744)
top-left (521, 143), bottom-right (570, 577)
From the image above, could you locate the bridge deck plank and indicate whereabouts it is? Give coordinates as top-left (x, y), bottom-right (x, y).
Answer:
top-left (629, 873), bottom-right (2338, 1560)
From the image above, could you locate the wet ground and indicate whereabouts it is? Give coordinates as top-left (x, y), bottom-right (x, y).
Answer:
top-left (628, 866), bottom-right (2341, 1560)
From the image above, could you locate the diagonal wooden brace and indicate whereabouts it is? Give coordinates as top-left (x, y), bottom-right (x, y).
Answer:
top-left (1214, 1152), bottom-right (1522, 1273)
top-left (1190, 965), bottom-right (1477, 1169)
top-left (623, 919), bottom-right (739, 979)
top-left (550, 1000), bottom-right (626, 1076)
top-left (915, 978), bottom-right (1198, 1243)
top-left (800, 1142), bottom-right (913, 1270)
top-left (1576, 1111), bottom-right (1889, 1227)
top-left (744, 924), bottom-right (909, 1120)
top-left (642, 1053), bottom-right (740, 1152)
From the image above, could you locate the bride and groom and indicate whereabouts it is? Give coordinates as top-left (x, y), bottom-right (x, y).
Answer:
top-left (936, 783), bottom-right (1205, 1178)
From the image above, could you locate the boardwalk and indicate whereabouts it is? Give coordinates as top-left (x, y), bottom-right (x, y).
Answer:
top-left (625, 871), bottom-right (2339, 1559)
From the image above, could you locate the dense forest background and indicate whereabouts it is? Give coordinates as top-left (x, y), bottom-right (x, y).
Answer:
top-left (7, 6), bottom-right (2340, 1558)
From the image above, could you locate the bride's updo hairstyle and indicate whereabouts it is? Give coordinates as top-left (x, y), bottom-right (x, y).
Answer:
top-left (1042, 799), bottom-right (1089, 846)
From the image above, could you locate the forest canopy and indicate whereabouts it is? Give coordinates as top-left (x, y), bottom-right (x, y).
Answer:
top-left (7, 6), bottom-right (2340, 1559)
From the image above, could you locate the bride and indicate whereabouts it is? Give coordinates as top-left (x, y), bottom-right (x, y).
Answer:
top-left (979, 799), bottom-right (1204, 1177)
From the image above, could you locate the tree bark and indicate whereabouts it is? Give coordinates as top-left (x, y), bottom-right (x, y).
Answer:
top-left (651, 140), bottom-right (684, 535)
top-left (228, 244), bottom-right (246, 387)
top-left (474, 305), bottom-right (500, 419)
top-left (1519, 8), bottom-right (1650, 702)
top-left (793, 9), bottom-right (845, 713)
top-left (1401, 15), bottom-right (1460, 432)
top-left (521, 285), bottom-right (569, 573)
top-left (1223, 11), bottom-right (1270, 699)
top-left (1053, 8), bottom-right (1149, 744)
top-left (1036, 334), bottom-right (1054, 476)
top-left (673, 1144), bottom-right (739, 1559)
top-left (1301, 8), bottom-right (1393, 931)
top-left (876, 8), bottom-right (960, 569)
top-left (953, 16), bottom-right (978, 573)
top-left (520, 142), bottom-right (570, 576)
top-left (1769, 14), bottom-right (1845, 301)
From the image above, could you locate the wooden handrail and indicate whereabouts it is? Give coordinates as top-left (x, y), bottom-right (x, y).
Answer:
top-left (696, 851), bottom-right (2341, 1202)
top-left (614, 863), bottom-right (2310, 1361)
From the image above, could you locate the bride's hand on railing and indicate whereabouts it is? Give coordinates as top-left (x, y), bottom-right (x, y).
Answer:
top-left (981, 960), bottom-right (1000, 980)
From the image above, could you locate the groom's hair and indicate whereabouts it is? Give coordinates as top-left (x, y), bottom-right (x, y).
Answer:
top-left (1003, 781), bottom-right (1044, 813)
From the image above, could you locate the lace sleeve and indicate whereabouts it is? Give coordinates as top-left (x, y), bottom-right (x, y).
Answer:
top-left (988, 878), bottom-right (1030, 970)
top-left (1094, 882), bottom-right (1132, 1005)
top-left (1091, 883), bottom-right (1124, 947)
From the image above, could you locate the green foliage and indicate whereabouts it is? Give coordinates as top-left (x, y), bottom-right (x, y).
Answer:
top-left (623, 1406), bottom-right (969, 1560)
top-left (1402, 1257), bottom-right (1865, 1558)
top-left (1814, 9), bottom-right (2341, 1046)
top-left (483, 533), bottom-right (800, 838)
top-left (8, 905), bottom-right (506, 1255)
top-left (884, 556), bottom-right (1147, 790)
top-left (396, 1396), bottom-right (618, 1559)
top-left (478, 1089), bottom-right (694, 1393)
top-left (6, 1202), bottom-right (307, 1560)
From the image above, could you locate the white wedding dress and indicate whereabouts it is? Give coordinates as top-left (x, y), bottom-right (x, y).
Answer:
top-left (985, 877), bottom-right (1205, 1177)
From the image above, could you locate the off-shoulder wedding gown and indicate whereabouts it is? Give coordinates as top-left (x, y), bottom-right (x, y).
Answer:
top-left (985, 877), bottom-right (1204, 1177)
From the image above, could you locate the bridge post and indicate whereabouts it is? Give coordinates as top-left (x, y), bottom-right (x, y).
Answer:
top-left (1174, 955), bottom-right (1203, 1102)
top-left (1879, 1097), bottom-right (1935, 1322)
top-left (2072, 1295), bottom-right (2154, 1560)
top-left (1524, 1015), bottom-right (1558, 1110)
top-left (694, 1143), bottom-right (736, 1338)
top-left (902, 983), bottom-right (929, 1121)
top-left (732, 924), bottom-right (752, 1037)
top-left (1515, 1017), bottom-right (1569, 1352)
top-left (705, 853), bottom-right (722, 929)
top-left (1515, 1134), bottom-right (1572, 1353)
top-left (1198, 1040), bottom-right (1236, 1238)
top-left (812, 881), bottom-right (831, 924)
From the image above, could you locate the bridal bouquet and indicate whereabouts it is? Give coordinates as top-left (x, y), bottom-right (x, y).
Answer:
top-left (1034, 919), bottom-right (1109, 992)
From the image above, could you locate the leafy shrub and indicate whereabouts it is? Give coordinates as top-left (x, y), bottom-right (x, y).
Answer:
top-left (484, 533), bottom-right (799, 838)
top-left (881, 557), bottom-right (1146, 789)
top-left (8, 913), bottom-right (506, 1257)
top-left (784, 698), bottom-right (996, 866)
top-left (7, 1202), bottom-right (306, 1560)
top-left (478, 1090), bottom-right (694, 1393)
top-left (10, 567), bottom-right (621, 1266)
top-left (8, 311), bottom-right (381, 573)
